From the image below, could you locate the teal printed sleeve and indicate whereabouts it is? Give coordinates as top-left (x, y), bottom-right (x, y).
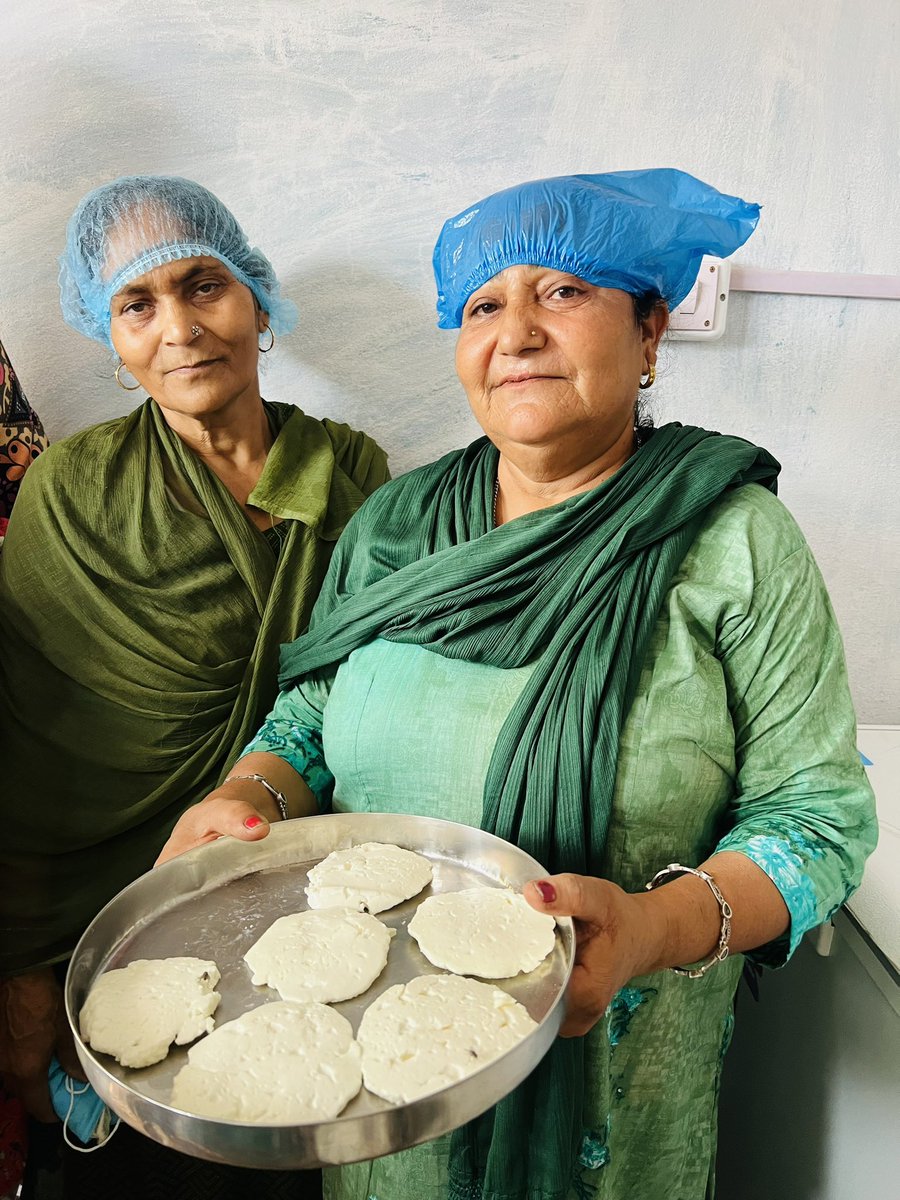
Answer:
top-left (715, 543), bottom-right (877, 965)
top-left (241, 674), bottom-right (335, 811)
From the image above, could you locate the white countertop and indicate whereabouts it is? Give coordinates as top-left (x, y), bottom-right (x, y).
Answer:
top-left (850, 725), bottom-right (900, 971)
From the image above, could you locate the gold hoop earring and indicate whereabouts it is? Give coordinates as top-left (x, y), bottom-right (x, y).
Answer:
top-left (639, 363), bottom-right (656, 390)
top-left (114, 362), bottom-right (142, 392)
top-left (259, 327), bottom-right (275, 353)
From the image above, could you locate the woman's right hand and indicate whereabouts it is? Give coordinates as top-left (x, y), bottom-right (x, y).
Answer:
top-left (156, 755), bottom-right (319, 866)
top-left (155, 782), bottom-right (278, 867)
top-left (0, 967), bottom-right (84, 1122)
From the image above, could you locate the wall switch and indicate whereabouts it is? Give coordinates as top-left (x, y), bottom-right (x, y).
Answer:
top-left (668, 256), bottom-right (731, 340)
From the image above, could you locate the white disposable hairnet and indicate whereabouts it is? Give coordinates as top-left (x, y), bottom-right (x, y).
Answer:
top-left (59, 175), bottom-right (298, 348)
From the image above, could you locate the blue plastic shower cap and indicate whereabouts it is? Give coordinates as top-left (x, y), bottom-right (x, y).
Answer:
top-left (432, 168), bottom-right (760, 328)
top-left (59, 175), bottom-right (298, 348)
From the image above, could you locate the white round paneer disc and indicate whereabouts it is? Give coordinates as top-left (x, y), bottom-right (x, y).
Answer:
top-left (79, 957), bottom-right (221, 1070)
top-left (171, 1002), bottom-right (362, 1123)
top-left (358, 974), bottom-right (538, 1105)
top-left (243, 909), bottom-right (393, 1003)
top-left (408, 887), bottom-right (557, 978)
top-left (305, 841), bottom-right (433, 914)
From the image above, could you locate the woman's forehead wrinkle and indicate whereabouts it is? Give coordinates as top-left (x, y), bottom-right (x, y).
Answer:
top-left (112, 258), bottom-right (232, 302)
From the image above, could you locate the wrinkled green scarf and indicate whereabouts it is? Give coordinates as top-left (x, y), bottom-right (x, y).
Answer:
top-left (280, 423), bottom-right (779, 1200)
top-left (0, 399), bottom-right (387, 974)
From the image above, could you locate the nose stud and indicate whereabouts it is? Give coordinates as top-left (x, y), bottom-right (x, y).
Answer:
top-left (530, 330), bottom-right (537, 337)
top-left (190, 325), bottom-right (202, 338)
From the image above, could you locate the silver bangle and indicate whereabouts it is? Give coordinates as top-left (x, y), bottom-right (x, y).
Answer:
top-left (225, 773), bottom-right (289, 822)
top-left (645, 863), bottom-right (733, 979)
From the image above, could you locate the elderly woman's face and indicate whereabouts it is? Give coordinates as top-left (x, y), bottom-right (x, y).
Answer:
top-left (455, 265), bottom-right (666, 464)
top-left (109, 253), bottom-right (267, 423)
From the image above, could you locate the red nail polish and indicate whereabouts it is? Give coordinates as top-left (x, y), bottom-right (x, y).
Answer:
top-left (245, 815), bottom-right (265, 829)
top-left (535, 881), bottom-right (556, 904)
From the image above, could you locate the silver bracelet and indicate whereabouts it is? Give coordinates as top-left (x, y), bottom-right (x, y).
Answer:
top-left (645, 863), bottom-right (733, 979)
top-left (225, 773), bottom-right (289, 822)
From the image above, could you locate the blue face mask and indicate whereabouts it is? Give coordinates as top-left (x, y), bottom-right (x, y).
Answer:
top-left (48, 1056), bottom-right (119, 1149)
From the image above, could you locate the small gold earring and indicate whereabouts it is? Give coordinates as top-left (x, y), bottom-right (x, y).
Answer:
top-left (639, 363), bottom-right (656, 390)
top-left (114, 362), bottom-right (142, 391)
top-left (259, 327), bottom-right (275, 353)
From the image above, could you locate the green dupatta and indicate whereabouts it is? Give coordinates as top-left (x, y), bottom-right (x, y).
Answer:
top-left (0, 399), bottom-right (387, 974)
top-left (278, 423), bottom-right (779, 1200)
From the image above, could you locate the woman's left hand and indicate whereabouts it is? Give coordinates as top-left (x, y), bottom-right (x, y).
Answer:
top-left (523, 874), bottom-right (662, 1038)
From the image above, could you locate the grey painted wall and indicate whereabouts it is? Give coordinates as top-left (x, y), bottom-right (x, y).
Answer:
top-left (1, 0), bottom-right (898, 718)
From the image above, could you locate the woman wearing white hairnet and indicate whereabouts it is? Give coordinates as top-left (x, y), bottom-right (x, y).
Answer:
top-left (0, 175), bottom-right (387, 1198)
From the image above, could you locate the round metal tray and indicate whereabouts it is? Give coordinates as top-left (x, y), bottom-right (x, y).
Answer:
top-left (66, 812), bottom-right (573, 1168)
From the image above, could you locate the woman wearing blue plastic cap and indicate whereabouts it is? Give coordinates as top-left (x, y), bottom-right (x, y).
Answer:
top-left (161, 170), bottom-right (875, 1200)
top-left (0, 175), bottom-right (387, 1197)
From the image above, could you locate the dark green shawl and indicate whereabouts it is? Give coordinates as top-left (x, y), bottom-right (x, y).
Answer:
top-left (279, 423), bottom-right (779, 1200)
top-left (0, 399), bottom-right (387, 974)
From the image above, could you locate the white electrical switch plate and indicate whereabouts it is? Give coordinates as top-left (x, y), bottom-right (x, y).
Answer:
top-left (668, 256), bottom-right (731, 340)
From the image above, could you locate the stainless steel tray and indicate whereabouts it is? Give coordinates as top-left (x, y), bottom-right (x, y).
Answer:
top-left (66, 812), bottom-right (573, 1168)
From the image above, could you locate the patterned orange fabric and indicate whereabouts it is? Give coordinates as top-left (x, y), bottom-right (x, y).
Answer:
top-left (0, 338), bottom-right (47, 523)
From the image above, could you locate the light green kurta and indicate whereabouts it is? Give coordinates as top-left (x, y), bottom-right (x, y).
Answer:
top-left (247, 483), bottom-right (876, 1200)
